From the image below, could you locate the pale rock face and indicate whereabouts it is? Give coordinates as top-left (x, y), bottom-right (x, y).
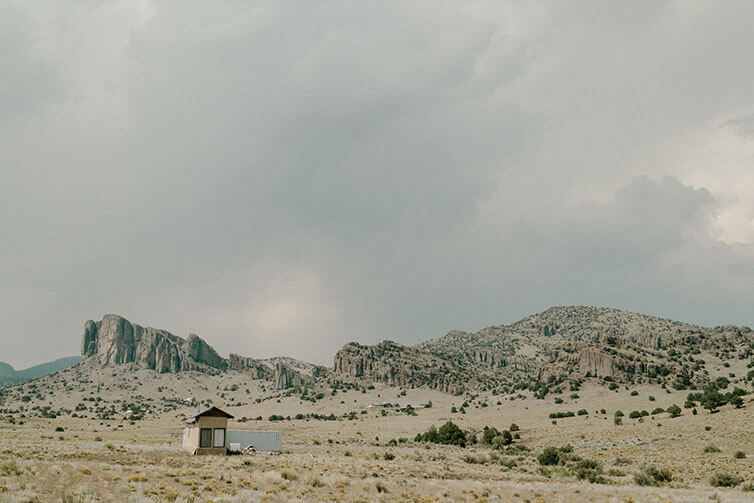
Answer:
top-left (80, 314), bottom-right (225, 373)
top-left (274, 362), bottom-right (306, 389)
top-left (333, 341), bottom-right (474, 394)
top-left (227, 354), bottom-right (273, 379)
top-left (80, 315), bottom-right (320, 389)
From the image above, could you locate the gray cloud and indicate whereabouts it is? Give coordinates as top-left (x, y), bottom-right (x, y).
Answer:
top-left (722, 113), bottom-right (754, 139)
top-left (2, 1), bottom-right (754, 368)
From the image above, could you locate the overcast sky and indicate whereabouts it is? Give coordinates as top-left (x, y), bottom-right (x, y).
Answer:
top-left (3, 1), bottom-right (754, 369)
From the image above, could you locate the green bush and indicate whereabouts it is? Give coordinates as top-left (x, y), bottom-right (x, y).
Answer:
top-left (634, 466), bottom-right (672, 486)
top-left (575, 458), bottom-right (604, 483)
top-left (537, 447), bottom-right (560, 466)
top-left (416, 421), bottom-right (468, 447)
top-left (491, 431), bottom-right (513, 450)
top-left (710, 472), bottom-right (743, 487)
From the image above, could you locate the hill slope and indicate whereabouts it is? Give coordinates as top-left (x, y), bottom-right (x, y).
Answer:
top-left (0, 356), bottom-right (81, 388)
top-left (334, 306), bottom-right (753, 393)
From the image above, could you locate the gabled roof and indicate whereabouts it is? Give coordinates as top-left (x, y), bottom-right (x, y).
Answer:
top-left (185, 406), bottom-right (234, 424)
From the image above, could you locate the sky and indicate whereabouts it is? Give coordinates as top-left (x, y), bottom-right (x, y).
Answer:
top-left (2, 1), bottom-right (754, 369)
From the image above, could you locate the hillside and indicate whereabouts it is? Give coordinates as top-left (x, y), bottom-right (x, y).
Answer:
top-left (0, 356), bottom-right (81, 389)
top-left (1, 306), bottom-right (752, 417)
top-left (334, 306), bottom-right (753, 394)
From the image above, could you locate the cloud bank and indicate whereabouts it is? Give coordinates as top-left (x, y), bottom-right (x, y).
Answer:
top-left (2, 1), bottom-right (754, 367)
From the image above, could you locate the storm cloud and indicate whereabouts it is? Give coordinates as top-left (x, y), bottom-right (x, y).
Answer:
top-left (2, 1), bottom-right (754, 368)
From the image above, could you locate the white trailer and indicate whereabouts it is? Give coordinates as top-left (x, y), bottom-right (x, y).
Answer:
top-left (226, 430), bottom-right (282, 453)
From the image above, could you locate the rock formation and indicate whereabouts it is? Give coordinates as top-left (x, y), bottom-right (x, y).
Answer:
top-left (333, 341), bottom-right (478, 394)
top-left (227, 354), bottom-right (274, 380)
top-left (81, 314), bottom-right (226, 373)
top-left (80, 314), bottom-right (324, 389)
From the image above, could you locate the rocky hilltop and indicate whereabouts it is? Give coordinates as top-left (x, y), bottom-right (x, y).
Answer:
top-left (333, 306), bottom-right (754, 392)
top-left (80, 314), bottom-right (326, 389)
top-left (333, 341), bottom-right (487, 394)
top-left (82, 314), bottom-right (226, 373)
top-left (32, 306), bottom-right (754, 396)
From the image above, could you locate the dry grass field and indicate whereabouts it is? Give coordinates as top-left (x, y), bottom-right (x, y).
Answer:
top-left (1, 368), bottom-right (754, 502)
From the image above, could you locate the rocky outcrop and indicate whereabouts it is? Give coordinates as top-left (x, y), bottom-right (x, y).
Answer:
top-left (81, 314), bottom-right (226, 373)
top-left (274, 362), bottom-right (306, 389)
top-left (539, 342), bottom-right (673, 383)
top-left (227, 354), bottom-right (273, 379)
top-left (333, 341), bottom-right (477, 394)
top-left (80, 314), bottom-right (321, 389)
top-left (186, 334), bottom-right (226, 370)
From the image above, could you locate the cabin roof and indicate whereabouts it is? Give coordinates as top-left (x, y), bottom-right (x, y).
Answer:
top-left (185, 406), bottom-right (234, 424)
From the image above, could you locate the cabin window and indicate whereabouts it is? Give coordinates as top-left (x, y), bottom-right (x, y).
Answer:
top-left (213, 428), bottom-right (225, 448)
top-left (199, 428), bottom-right (212, 448)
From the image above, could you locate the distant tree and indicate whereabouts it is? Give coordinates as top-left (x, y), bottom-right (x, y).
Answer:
top-left (702, 391), bottom-right (725, 413)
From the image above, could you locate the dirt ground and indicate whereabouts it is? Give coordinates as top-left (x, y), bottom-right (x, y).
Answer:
top-left (1, 375), bottom-right (754, 502)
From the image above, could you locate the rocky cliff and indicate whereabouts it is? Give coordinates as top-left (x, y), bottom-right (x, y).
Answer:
top-left (80, 314), bottom-right (325, 389)
top-left (81, 315), bottom-right (226, 373)
top-left (333, 341), bottom-right (483, 394)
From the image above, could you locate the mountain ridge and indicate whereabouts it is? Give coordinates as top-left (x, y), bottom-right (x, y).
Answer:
top-left (0, 356), bottom-right (82, 388)
top-left (6, 306), bottom-right (751, 396)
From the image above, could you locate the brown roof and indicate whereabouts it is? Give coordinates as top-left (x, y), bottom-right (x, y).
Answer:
top-left (185, 406), bottom-right (234, 424)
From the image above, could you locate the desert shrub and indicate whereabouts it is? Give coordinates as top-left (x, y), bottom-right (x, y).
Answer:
top-left (735, 450), bottom-right (746, 459)
top-left (577, 409), bottom-right (588, 416)
top-left (645, 466), bottom-right (672, 483)
top-left (651, 407), bottom-right (665, 415)
top-left (703, 444), bottom-right (721, 453)
top-left (55, 426), bottom-right (64, 432)
top-left (462, 454), bottom-right (485, 464)
top-left (0, 462), bottom-right (21, 476)
top-left (634, 472), bottom-right (653, 486)
top-left (491, 431), bottom-right (513, 450)
top-left (634, 466), bottom-right (672, 486)
top-left (576, 459), bottom-right (605, 483)
top-left (537, 447), bottom-right (560, 466)
top-left (509, 423), bottom-right (519, 431)
top-left (666, 404), bottom-right (682, 417)
top-left (308, 476), bottom-right (325, 488)
top-left (281, 471), bottom-right (297, 481)
top-left (549, 411), bottom-right (575, 419)
top-left (383, 452), bottom-right (395, 461)
top-left (710, 472), bottom-right (743, 487)
top-left (481, 426), bottom-right (501, 445)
